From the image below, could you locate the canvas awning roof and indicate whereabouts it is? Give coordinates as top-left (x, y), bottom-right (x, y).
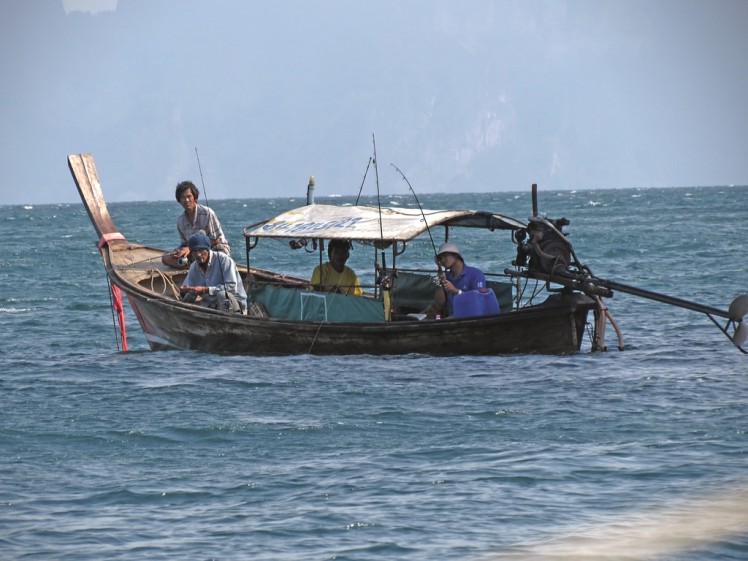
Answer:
top-left (245, 204), bottom-right (525, 242)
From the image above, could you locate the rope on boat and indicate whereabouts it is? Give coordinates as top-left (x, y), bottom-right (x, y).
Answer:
top-left (306, 280), bottom-right (346, 354)
top-left (308, 319), bottom-right (325, 354)
top-left (147, 268), bottom-right (182, 300)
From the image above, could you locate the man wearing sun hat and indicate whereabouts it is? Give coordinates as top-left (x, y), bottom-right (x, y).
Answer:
top-left (425, 242), bottom-right (487, 317)
top-left (180, 232), bottom-right (247, 313)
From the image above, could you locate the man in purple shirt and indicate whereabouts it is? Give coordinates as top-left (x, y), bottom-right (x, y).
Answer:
top-left (430, 242), bottom-right (486, 317)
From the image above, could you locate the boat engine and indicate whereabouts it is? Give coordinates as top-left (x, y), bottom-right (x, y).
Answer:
top-left (514, 216), bottom-right (572, 276)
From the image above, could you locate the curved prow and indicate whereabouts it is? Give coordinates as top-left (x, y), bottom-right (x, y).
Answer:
top-left (68, 153), bottom-right (122, 241)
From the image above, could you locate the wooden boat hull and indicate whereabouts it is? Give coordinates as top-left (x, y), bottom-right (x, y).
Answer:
top-left (96, 235), bottom-right (594, 355)
top-left (121, 278), bottom-right (593, 355)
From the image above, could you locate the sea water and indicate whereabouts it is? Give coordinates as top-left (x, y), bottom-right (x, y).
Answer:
top-left (1, 186), bottom-right (747, 560)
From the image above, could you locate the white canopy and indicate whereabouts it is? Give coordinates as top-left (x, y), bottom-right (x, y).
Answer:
top-left (245, 204), bottom-right (525, 242)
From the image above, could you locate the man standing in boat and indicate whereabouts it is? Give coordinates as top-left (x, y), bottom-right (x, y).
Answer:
top-left (427, 243), bottom-right (487, 317)
top-left (162, 180), bottom-right (230, 268)
top-left (180, 232), bottom-right (247, 313)
top-left (311, 239), bottom-right (362, 296)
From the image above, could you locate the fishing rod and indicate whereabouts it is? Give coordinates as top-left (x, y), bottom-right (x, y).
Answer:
top-left (390, 163), bottom-right (449, 307)
top-left (194, 146), bottom-right (223, 254)
top-left (195, 147), bottom-right (212, 209)
top-left (390, 163), bottom-right (438, 256)
top-left (193, 147), bottom-right (232, 311)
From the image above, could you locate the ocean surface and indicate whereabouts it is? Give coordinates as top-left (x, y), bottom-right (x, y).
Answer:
top-left (1, 185), bottom-right (747, 560)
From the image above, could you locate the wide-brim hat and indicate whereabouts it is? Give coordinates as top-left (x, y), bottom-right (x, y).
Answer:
top-left (437, 242), bottom-right (462, 258)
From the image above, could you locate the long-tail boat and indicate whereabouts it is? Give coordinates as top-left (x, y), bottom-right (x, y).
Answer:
top-left (69, 153), bottom-right (746, 355)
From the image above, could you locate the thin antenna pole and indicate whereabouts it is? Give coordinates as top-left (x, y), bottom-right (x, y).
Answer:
top-left (372, 135), bottom-right (385, 242)
top-left (371, 135), bottom-right (387, 284)
top-left (370, 135), bottom-right (389, 301)
top-left (354, 157), bottom-right (372, 205)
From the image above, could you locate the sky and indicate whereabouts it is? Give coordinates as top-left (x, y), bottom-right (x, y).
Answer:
top-left (1, 0), bottom-right (747, 205)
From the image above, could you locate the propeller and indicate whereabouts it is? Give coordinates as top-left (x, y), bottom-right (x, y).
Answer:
top-left (727, 295), bottom-right (748, 349)
top-left (734, 322), bottom-right (747, 347)
top-left (728, 295), bottom-right (748, 321)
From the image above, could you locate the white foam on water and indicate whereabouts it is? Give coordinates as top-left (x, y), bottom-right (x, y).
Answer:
top-left (483, 486), bottom-right (748, 561)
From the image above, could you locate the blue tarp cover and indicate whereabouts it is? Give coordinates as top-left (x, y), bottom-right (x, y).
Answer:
top-left (252, 284), bottom-right (385, 323)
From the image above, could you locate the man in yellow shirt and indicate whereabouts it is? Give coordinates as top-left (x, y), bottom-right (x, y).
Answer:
top-left (310, 239), bottom-right (362, 296)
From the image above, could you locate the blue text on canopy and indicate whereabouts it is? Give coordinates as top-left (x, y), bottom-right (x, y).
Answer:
top-left (261, 216), bottom-right (373, 235)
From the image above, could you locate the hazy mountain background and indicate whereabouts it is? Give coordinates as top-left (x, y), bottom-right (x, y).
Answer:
top-left (2, 0), bottom-right (747, 204)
